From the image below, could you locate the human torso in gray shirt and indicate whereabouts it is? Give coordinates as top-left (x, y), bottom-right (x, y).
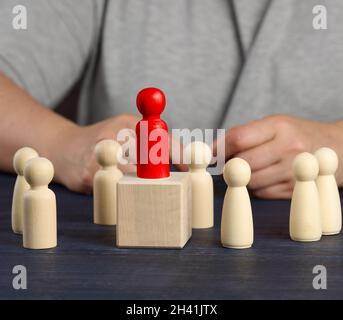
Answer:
top-left (1, 0), bottom-right (343, 130)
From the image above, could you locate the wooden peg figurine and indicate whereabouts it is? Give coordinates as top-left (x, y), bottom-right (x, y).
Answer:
top-left (23, 157), bottom-right (57, 249)
top-left (221, 158), bottom-right (254, 249)
top-left (11, 147), bottom-right (39, 234)
top-left (290, 152), bottom-right (322, 242)
top-left (314, 147), bottom-right (342, 235)
top-left (185, 141), bottom-right (213, 229)
top-left (93, 139), bottom-right (123, 225)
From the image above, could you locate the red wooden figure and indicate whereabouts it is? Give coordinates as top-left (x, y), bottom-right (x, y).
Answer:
top-left (136, 87), bottom-right (170, 179)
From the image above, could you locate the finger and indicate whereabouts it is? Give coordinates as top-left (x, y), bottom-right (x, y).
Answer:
top-left (174, 163), bottom-right (189, 172)
top-left (79, 185), bottom-right (93, 195)
top-left (236, 139), bottom-right (280, 172)
top-left (253, 182), bottom-right (293, 200)
top-left (224, 117), bottom-right (277, 157)
top-left (118, 163), bottom-right (137, 174)
top-left (106, 114), bottom-right (140, 130)
top-left (212, 136), bottom-right (225, 158)
top-left (249, 160), bottom-right (293, 190)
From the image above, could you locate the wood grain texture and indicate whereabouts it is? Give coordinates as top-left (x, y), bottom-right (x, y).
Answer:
top-left (117, 173), bottom-right (191, 248)
top-left (0, 172), bottom-right (342, 299)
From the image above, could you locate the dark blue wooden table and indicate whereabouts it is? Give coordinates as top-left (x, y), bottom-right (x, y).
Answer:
top-left (0, 172), bottom-right (342, 300)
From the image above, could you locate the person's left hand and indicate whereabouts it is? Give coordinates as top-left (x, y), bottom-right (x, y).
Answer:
top-left (213, 115), bottom-right (343, 199)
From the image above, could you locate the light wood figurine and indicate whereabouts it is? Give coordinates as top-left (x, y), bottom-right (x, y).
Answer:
top-left (93, 139), bottom-right (123, 225)
top-left (221, 158), bottom-right (254, 249)
top-left (289, 152), bottom-right (322, 242)
top-left (314, 147), bottom-right (342, 235)
top-left (11, 147), bottom-right (39, 234)
top-left (23, 157), bottom-right (57, 249)
top-left (185, 141), bottom-right (213, 229)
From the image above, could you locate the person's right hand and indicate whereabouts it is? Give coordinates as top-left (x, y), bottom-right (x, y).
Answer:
top-left (50, 114), bottom-right (139, 194)
top-left (212, 115), bottom-right (343, 199)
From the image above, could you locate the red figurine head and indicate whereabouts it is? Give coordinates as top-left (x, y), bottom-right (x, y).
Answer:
top-left (136, 87), bottom-right (166, 118)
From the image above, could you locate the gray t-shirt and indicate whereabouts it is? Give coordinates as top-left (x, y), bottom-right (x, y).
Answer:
top-left (1, 0), bottom-right (343, 130)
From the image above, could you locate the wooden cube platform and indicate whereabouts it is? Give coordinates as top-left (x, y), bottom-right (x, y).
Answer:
top-left (117, 172), bottom-right (192, 248)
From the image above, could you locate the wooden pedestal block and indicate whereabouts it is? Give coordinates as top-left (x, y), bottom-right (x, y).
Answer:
top-left (117, 172), bottom-right (192, 248)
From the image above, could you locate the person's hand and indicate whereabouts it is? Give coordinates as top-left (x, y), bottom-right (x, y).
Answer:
top-left (50, 114), bottom-right (139, 194)
top-left (213, 115), bottom-right (343, 199)
top-left (50, 113), bottom-right (188, 194)
top-left (0, 72), bottom-right (185, 191)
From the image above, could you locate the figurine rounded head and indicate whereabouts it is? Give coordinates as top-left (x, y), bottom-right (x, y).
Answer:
top-left (292, 152), bottom-right (319, 181)
top-left (24, 157), bottom-right (54, 187)
top-left (13, 147), bottom-right (39, 175)
top-left (223, 158), bottom-right (251, 187)
top-left (136, 87), bottom-right (166, 117)
top-left (314, 147), bottom-right (338, 176)
top-left (184, 141), bottom-right (212, 170)
top-left (95, 139), bottom-right (122, 167)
